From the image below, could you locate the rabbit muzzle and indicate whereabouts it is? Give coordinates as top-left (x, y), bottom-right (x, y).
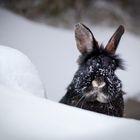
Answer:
top-left (85, 78), bottom-right (108, 103)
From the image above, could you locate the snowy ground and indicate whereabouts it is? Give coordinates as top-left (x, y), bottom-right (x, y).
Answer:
top-left (0, 85), bottom-right (140, 140)
top-left (0, 8), bottom-right (140, 140)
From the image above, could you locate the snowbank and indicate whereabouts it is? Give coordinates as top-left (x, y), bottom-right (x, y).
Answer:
top-left (0, 85), bottom-right (140, 140)
top-left (0, 45), bottom-right (45, 97)
top-left (0, 8), bottom-right (140, 101)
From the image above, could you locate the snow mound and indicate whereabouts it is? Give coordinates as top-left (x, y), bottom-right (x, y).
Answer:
top-left (0, 45), bottom-right (45, 97)
top-left (0, 85), bottom-right (140, 140)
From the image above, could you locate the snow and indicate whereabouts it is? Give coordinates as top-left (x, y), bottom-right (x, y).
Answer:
top-left (0, 8), bottom-right (140, 140)
top-left (0, 45), bottom-right (45, 97)
top-left (0, 8), bottom-right (140, 101)
top-left (0, 84), bottom-right (140, 140)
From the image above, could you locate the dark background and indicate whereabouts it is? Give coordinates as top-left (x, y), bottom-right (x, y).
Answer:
top-left (0, 0), bottom-right (140, 34)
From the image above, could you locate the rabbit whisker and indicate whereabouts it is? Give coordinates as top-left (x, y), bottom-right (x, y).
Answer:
top-left (75, 95), bottom-right (85, 107)
top-left (80, 98), bottom-right (86, 108)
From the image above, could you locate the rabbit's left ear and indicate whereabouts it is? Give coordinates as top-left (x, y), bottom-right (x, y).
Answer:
top-left (75, 23), bottom-right (99, 54)
top-left (105, 25), bottom-right (125, 54)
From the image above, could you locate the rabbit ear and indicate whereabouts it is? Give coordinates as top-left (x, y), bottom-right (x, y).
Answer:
top-left (105, 25), bottom-right (125, 54)
top-left (75, 23), bottom-right (99, 54)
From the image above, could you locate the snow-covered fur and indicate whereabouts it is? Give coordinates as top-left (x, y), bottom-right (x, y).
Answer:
top-left (60, 23), bottom-right (125, 117)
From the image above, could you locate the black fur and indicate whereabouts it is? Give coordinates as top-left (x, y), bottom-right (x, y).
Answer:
top-left (60, 46), bottom-right (124, 117)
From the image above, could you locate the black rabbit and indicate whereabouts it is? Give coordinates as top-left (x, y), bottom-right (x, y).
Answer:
top-left (60, 23), bottom-right (125, 117)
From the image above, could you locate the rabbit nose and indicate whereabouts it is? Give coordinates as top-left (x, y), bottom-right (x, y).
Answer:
top-left (92, 79), bottom-right (106, 89)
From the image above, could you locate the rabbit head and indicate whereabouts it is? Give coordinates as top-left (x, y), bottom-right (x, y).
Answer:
top-left (67, 23), bottom-right (125, 104)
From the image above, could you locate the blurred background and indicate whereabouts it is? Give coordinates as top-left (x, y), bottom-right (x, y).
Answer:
top-left (0, 0), bottom-right (140, 120)
top-left (0, 0), bottom-right (140, 34)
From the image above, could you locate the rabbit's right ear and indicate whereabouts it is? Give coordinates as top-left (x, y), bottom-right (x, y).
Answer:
top-left (75, 23), bottom-right (99, 54)
top-left (105, 25), bottom-right (125, 54)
